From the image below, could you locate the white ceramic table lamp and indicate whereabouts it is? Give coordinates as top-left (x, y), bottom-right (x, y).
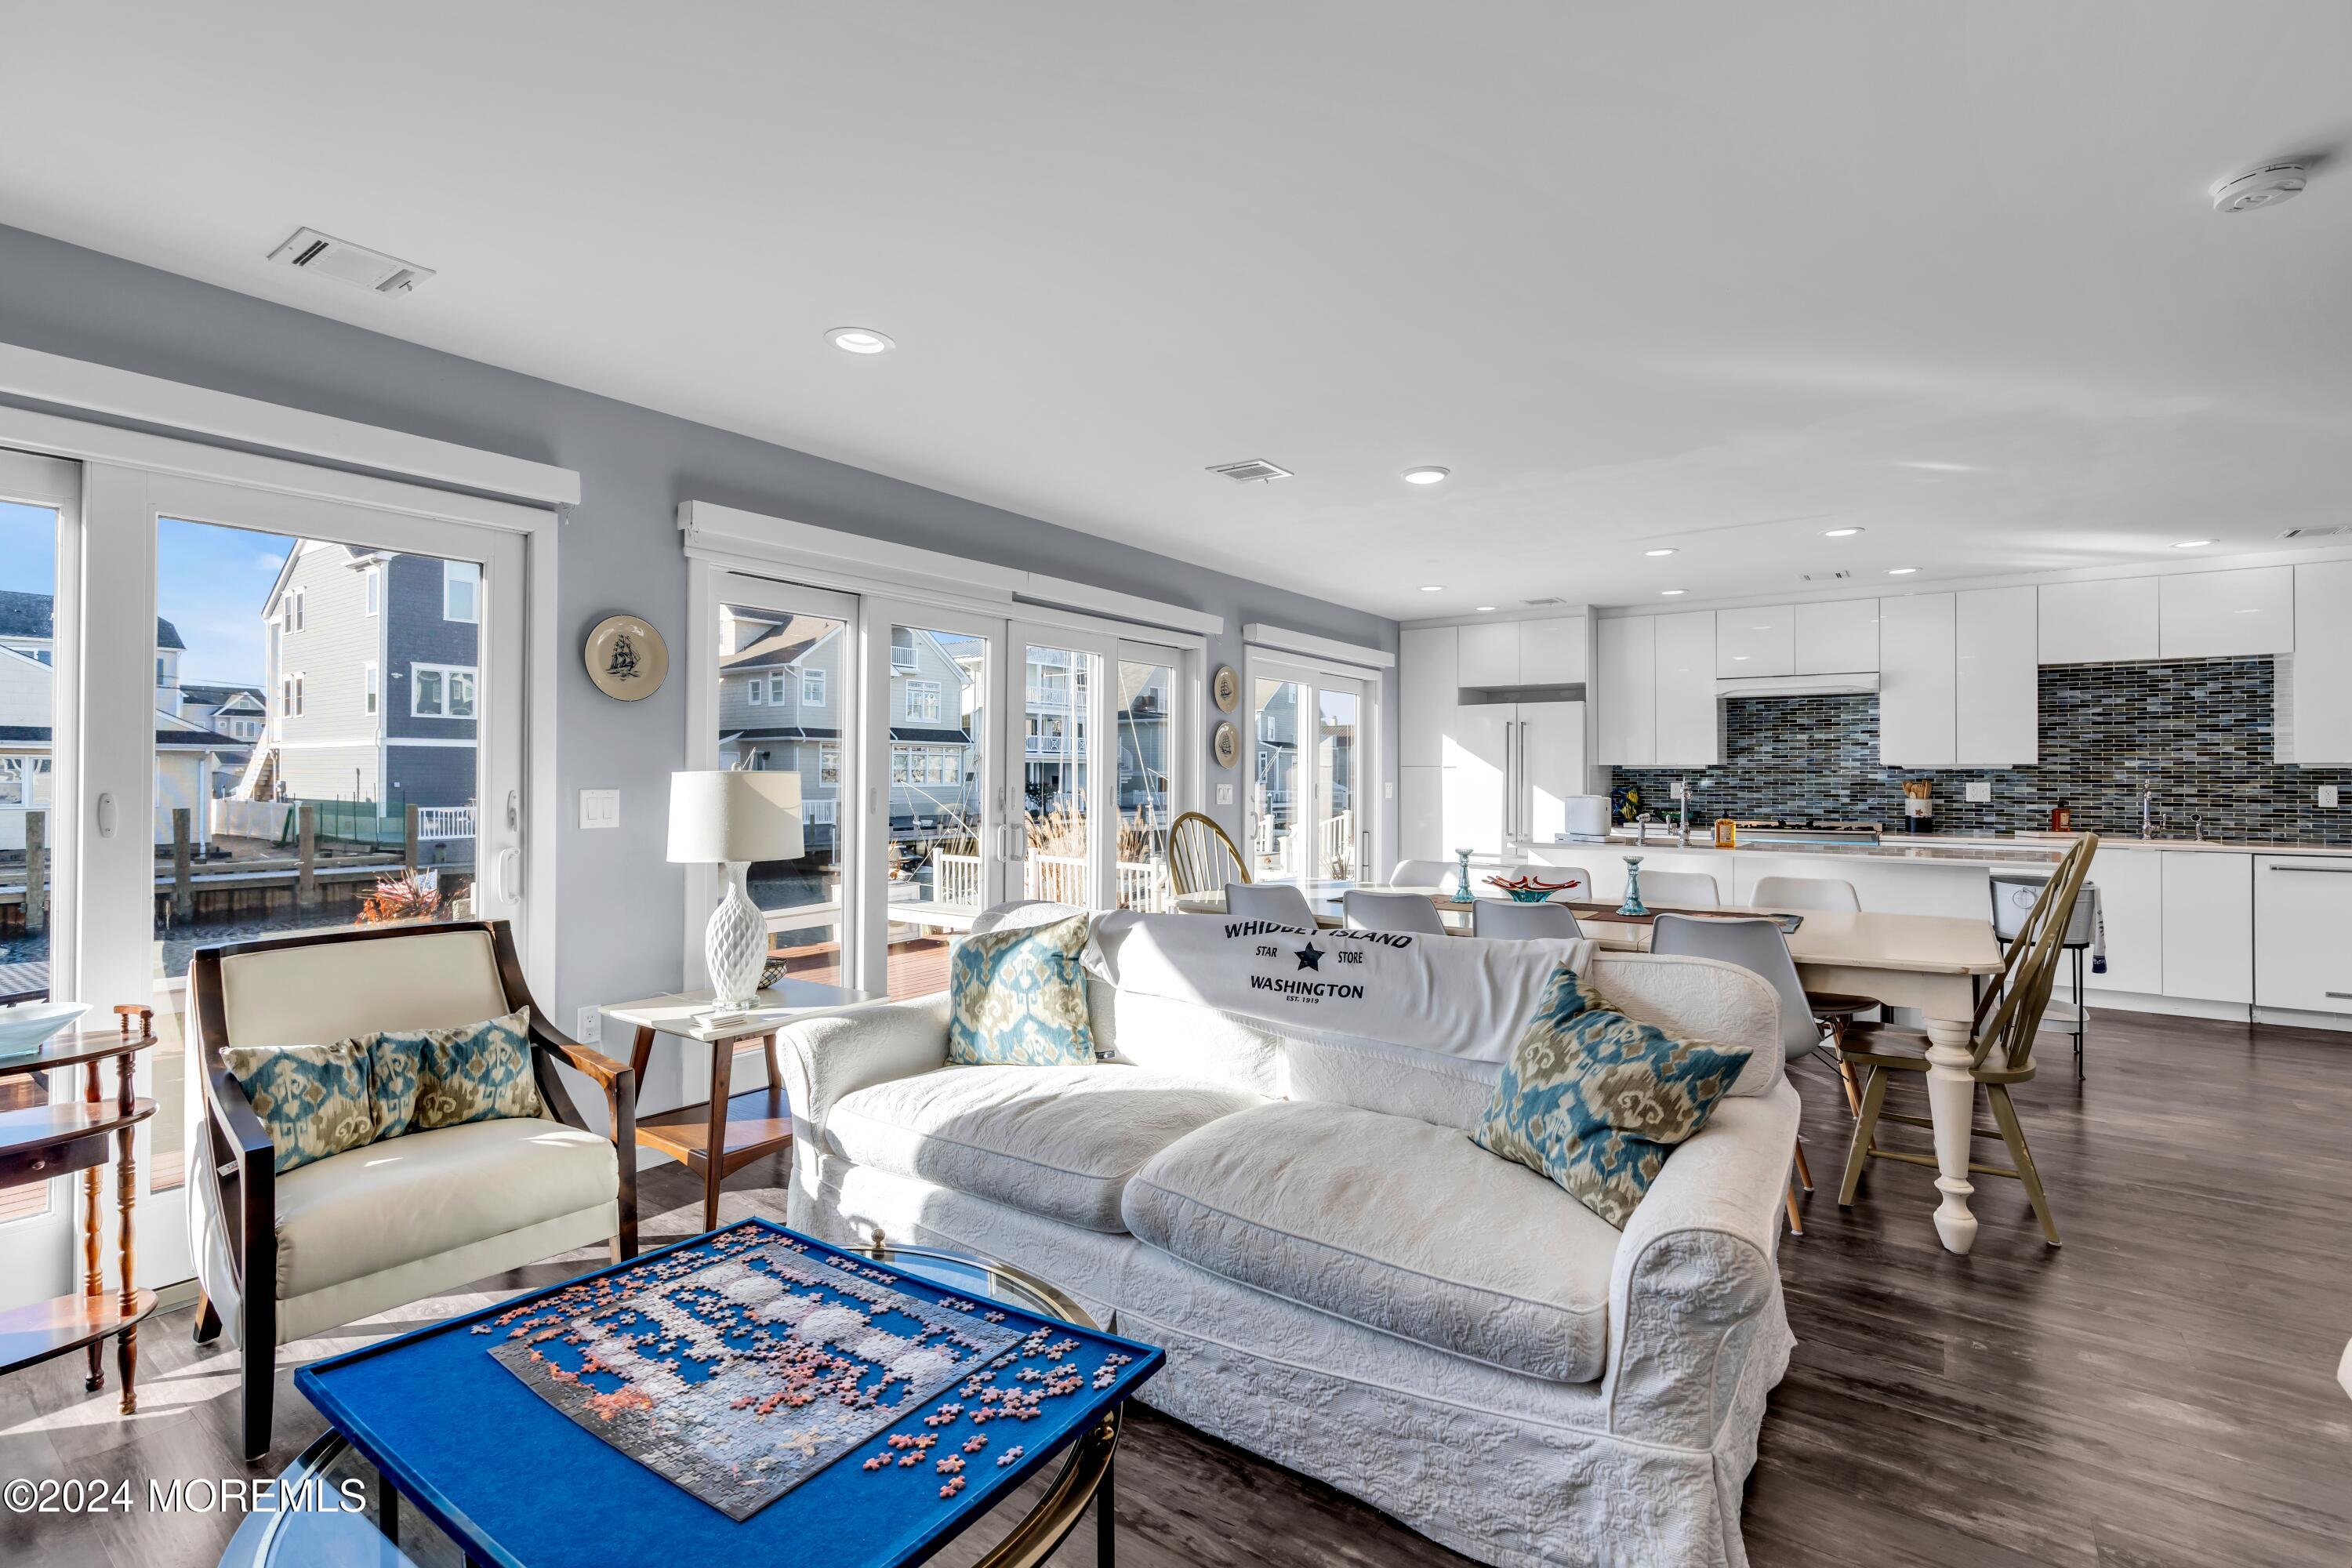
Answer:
top-left (668, 771), bottom-right (803, 1006)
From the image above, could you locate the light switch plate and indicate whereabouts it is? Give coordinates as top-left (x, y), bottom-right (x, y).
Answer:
top-left (2322, 784), bottom-right (2341, 809)
top-left (1965, 781), bottom-right (1992, 803)
top-left (1669, 780), bottom-right (1686, 800)
top-left (579, 789), bottom-right (620, 829)
top-left (1216, 783), bottom-right (1235, 806)
top-left (1384, 781), bottom-right (1395, 800)
top-left (574, 1006), bottom-right (602, 1045)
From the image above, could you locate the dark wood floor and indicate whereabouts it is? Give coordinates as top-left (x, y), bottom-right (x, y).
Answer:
top-left (3, 1007), bottom-right (2349, 1566)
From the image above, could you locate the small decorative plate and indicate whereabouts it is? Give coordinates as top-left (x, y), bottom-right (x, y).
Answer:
top-left (1211, 663), bottom-right (1240, 713)
top-left (585, 614), bottom-right (669, 701)
top-left (1213, 720), bottom-right (1240, 768)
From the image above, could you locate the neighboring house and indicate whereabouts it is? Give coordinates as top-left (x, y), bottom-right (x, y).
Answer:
top-left (179, 683), bottom-right (264, 797)
top-left (0, 592), bottom-right (234, 849)
top-left (248, 542), bottom-right (479, 812)
top-left (714, 609), bottom-right (978, 848)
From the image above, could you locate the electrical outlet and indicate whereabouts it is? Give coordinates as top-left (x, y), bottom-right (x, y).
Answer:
top-left (1669, 780), bottom-right (1686, 800)
top-left (579, 789), bottom-right (620, 829)
top-left (1965, 781), bottom-right (1992, 804)
top-left (1216, 783), bottom-right (1235, 806)
top-left (2322, 784), bottom-right (2341, 809)
top-left (574, 1005), bottom-right (602, 1045)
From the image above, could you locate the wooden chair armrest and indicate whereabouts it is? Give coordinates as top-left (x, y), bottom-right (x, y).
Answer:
top-left (537, 1033), bottom-right (634, 1093)
top-left (201, 1064), bottom-right (275, 1163)
top-left (526, 1018), bottom-right (638, 1259)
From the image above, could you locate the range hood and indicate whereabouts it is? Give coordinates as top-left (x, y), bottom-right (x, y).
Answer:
top-left (1715, 672), bottom-right (1880, 699)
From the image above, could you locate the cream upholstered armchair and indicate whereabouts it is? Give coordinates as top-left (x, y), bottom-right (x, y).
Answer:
top-left (191, 920), bottom-right (637, 1461)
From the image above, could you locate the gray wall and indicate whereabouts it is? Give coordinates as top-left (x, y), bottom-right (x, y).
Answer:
top-left (0, 223), bottom-right (1398, 1032)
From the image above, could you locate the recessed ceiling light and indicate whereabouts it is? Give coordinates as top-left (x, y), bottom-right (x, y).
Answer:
top-left (826, 326), bottom-right (895, 354)
top-left (2172, 539), bottom-right (2214, 549)
top-left (1402, 466), bottom-right (1450, 485)
top-left (1644, 547), bottom-right (1679, 557)
top-left (1420, 584), bottom-right (1445, 592)
top-left (1822, 527), bottom-right (1864, 538)
top-left (1887, 566), bottom-right (1919, 575)
top-left (1661, 589), bottom-right (1687, 597)
top-left (1475, 604), bottom-right (1497, 612)
top-left (1897, 461), bottom-right (1977, 473)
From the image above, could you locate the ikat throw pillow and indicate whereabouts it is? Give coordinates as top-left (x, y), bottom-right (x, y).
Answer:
top-left (221, 1040), bottom-right (379, 1174)
top-left (1471, 965), bottom-right (1751, 1228)
top-left (366, 1008), bottom-right (545, 1134)
top-left (948, 913), bottom-right (1096, 1067)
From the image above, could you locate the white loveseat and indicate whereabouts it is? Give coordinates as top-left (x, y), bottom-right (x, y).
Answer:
top-left (779, 905), bottom-right (1798, 1568)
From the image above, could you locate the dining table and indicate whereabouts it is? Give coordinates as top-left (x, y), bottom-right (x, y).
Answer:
top-left (1171, 884), bottom-right (2009, 1255)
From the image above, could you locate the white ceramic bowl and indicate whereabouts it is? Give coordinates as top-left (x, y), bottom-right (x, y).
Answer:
top-left (0, 1000), bottom-right (93, 1060)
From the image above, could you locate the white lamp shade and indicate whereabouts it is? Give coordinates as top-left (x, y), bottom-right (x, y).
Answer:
top-left (666, 771), bottom-right (804, 864)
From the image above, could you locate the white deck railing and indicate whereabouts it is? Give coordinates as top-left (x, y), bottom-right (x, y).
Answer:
top-left (415, 807), bottom-right (477, 840)
top-left (927, 851), bottom-right (1169, 913)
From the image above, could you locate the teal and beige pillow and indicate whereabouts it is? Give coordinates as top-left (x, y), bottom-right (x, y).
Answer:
top-left (221, 1040), bottom-right (379, 1174)
top-left (366, 1008), bottom-right (544, 1132)
top-left (948, 914), bottom-right (1095, 1067)
top-left (1472, 965), bottom-right (1751, 1228)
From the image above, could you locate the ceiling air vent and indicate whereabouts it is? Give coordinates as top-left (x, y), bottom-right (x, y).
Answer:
top-left (2278, 526), bottom-right (2352, 539)
top-left (1206, 459), bottom-right (1294, 485)
top-left (1522, 596), bottom-right (1567, 607)
top-left (1800, 569), bottom-right (1853, 582)
top-left (267, 227), bottom-right (435, 296)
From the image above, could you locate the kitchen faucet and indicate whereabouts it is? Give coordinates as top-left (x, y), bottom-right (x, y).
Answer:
top-left (1635, 811), bottom-right (1652, 847)
top-left (2141, 789), bottom-right (2154, 838)
top-left (1677, 779), bottom-right (1691, 846)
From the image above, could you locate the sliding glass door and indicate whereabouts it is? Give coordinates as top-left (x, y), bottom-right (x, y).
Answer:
top-left (1250, 657), bottom-right (1372, 892)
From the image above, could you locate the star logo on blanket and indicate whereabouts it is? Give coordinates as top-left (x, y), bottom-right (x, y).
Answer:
top-left (1294, 941), bottom-right (1324, 971)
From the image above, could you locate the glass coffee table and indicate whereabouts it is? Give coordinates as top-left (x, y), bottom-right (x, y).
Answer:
top-left (223, 1238), bottom-right (1124, 1568)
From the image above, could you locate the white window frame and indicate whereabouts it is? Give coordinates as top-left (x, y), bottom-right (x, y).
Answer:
top-left (904, 678), bottom-right (942, 723)
top-left (1242, 647), bottom-right (1381, 894)
top-left (365, 564), bottom-right (381, 615)
top-left (443, 559), bottom-right (481, 623)
top-left (746, 674), bottom-right (763, 706)
top-left (768, 670), bottom-right (788, 705)
top-left (364, 661), bottom-right (379, 717)
top-left (802, 668), bottom-right (826, 706)
top-left (410, 661), bottom-right (477, 718)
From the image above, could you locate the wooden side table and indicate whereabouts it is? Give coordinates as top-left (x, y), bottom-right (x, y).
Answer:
top-left (604, 981), bottom-right (874, 1233)
top-left (0, 1004), bottom-right (159, 1414)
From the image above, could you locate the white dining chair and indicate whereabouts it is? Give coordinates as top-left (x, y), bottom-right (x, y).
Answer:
top-left (1224, 880), bottom-right (1318, 928)
top-left (1536, 866), bottom-right (1595, 902)
top-left (1344, 888), bottom-right (1450, 935)
top-left (1650, 913), bottom-right (1828, 1234)
top-left (1753, 875), bottom-right (1861, 913)
top-left (1472, 900), bottom-right (1583, 940)
top-left (1638, 869), bottom-right (1722, 908)
top-left (1388, 858), bottom-right (1459, 889)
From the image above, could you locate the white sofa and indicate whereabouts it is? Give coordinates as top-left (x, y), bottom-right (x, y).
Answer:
top-left (779, 905), bottom-right (1799, 1568)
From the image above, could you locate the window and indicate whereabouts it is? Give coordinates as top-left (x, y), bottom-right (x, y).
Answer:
top-left (802, 669), bottom-right (826, 706)
top-left (768, 671), bottom-right (788, 704)
top-left (818, 745), bottom-right (841, 786)
top-left (905, 679), bottom-right (942, 722)
top-left (281, 674), bottom-right (304, 717)
top-left (412, 662), bottom-right (477, 717)
top-left (365, 566), bottom-right (381, 615)
top-left (364, 662), bottom-right (379, 717)
top-left (747, 675), bottom-right (763, 706)
top-left (891, 626), bottom-right (919, 672)
top-left (155, 655), bottom-right (165, 683)
top-left (444, 560), bottom-right (481, 622)
top-left (284, 588), bottom-right (305, 631)
top-left (0, 755), bottom-right (50, 806)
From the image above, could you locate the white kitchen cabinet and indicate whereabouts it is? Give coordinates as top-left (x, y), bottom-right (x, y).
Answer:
top-left (1440, 703), bottom-right (1511, 858)
top-left (2038, 576), bottom-right (2158, 664)
top-left (2160, 851), bottom-right (2253, 1004)
top-left (1715, 605), bottom-right (1794, 677)
top-left (1794, 598), bottom-right (1879, 674)
top-left (1878, 593), bottom-right (1956, 766)
top-left (1398, 764), bottom-right (1444, 865)
top-left (2158, 566), bottom-right (2294, 659)
top-left (1519, 699), bottom-right (1587, 844)
top-left (2083, 844), bottom-right (2163, 996)
top-left (2281, 561), bottom-right (2352, 767)
top-left (1518, 615), bottom-right (1587, 685)
top-left (1457, 620), bottom-right (1522, 688)
top-left (1399, 626), bottom-right (1457, 768)
top-left (1595, 616), bottom-right (1656, 765)
top-left (1655, 611), bottom-right (1722, 765)
top-left (2254, 854), bottom-right (2352, 1012)
top-left (1956, 586), bottom-right (2038, 765)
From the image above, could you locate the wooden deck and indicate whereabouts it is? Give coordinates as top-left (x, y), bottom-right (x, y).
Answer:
top-left (771, 933), bottom-right (953, 999)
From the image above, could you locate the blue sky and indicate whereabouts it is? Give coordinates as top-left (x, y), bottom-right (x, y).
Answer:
top-left (0, 502), bottom-right (291, 688)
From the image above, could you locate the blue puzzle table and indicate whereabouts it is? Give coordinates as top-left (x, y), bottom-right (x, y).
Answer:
top-left (235, 1223), bottom-right (1161, 1568)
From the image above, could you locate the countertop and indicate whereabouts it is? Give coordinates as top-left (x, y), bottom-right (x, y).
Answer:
top-left (1542, 830), bottom-right (2352, 864)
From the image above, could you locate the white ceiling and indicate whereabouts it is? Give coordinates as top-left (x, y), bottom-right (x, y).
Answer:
top-left (6, 2), bottom-right (2351, 619)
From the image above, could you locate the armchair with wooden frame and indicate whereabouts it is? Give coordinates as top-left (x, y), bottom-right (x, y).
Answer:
top-left (191, 920), bottom-right (637, 1461)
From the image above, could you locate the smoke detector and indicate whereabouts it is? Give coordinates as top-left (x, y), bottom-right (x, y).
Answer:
top-left (1207, 459), bottom-right (1294, 485)
top-left (267, 227), bottom-right (434, 295)
top-left (2210, 161), bottom-right (2310, 213)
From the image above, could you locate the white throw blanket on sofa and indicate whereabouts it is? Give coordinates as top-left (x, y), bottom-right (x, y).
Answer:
top-left (1088, 909), bottom-right (1594, 1076)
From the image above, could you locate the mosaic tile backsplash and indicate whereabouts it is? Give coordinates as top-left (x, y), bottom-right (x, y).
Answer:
top-left (1609, 657), bottom-right (2352, 844)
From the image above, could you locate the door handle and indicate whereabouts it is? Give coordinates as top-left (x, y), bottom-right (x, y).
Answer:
top-left (96, 792), bottom-right (115, 838)
top-left (2265, 862), bottom-right (2352, 873)
top-left (496, 846), bottom-right (521, 902)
